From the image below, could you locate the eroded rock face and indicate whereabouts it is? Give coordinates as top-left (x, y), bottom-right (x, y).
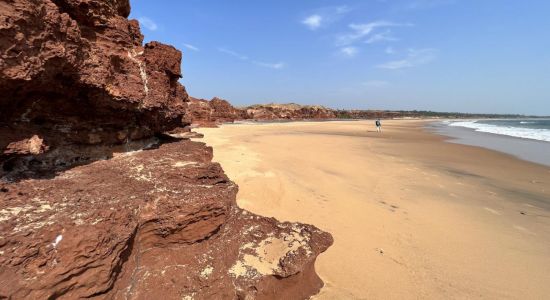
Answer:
top-left (0, 141), bottom-right (332, 299)
top-left (0, 0), bottom-right (189, 180)
top-left (187, 100), bottom-right (339, 125)
top-left (188, 97), bottom-right (246, 127)
top-left (3, 135), bottom-right (49, 156)
top-left (0, 1), bottom-right (333, 299)
top-left (244, 103), bottom-right (337, 121)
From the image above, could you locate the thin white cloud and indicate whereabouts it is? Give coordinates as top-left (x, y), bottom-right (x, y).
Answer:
top-left (253, 61), bottom-right (286, 69)
top-left (183, 43), bottom-right (199, 52)
top-left (302, 5), bottom-right (352, 30)
top-left (336, 5), bottom-right (352, 14)
top-left (219, 48), bottom-right (285, 70)
top-left (218, 48), bottom-right (249, 60)
top-left (337, 21), bottom-right (412, 46)
top-left (406, 0), bottom-right (456, 10)
top-left (340, 47), bottom-right (359, 57)
top-left (364, 80), bottom-right (390, 87)
top-left (138, 17), bottom-right (158, 31)
top-left (377, 48), bottom-right (437, 70)
top-left (302, 15), bottom-right (323, 30)
top-left (385, 46), bottom-right (396, 54)
top-left (365, 30), bottom-right (398, 44)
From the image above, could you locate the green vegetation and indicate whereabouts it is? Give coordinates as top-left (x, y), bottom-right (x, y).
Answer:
top-left (333, 109), bottom-right (543, 119)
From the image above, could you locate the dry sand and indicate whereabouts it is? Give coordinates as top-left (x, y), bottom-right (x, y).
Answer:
top-left (197, 120), bottom-right (550, 299)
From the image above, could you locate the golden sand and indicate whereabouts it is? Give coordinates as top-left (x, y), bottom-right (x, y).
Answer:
top-left (198, 120), bottom-right (550, 299)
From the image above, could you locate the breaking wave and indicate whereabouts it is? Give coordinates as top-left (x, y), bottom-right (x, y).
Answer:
top-left (449, 120), bottom-right (550, 142)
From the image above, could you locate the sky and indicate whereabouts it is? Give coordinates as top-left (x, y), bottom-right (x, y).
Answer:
top-left (129, 0), bottom-right (550, 115)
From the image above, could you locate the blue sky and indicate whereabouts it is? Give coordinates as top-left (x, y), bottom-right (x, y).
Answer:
top-left (129, 0), bottom-right (550, 115)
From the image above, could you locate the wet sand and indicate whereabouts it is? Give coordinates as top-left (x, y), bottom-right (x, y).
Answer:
top-left (197, 120), bottom-right (550, 299)
top-left (431, 122), bottom-right (550, 167)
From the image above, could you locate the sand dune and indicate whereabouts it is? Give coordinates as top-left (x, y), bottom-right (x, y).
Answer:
top-left (198, 120), bottom-right (550, 299)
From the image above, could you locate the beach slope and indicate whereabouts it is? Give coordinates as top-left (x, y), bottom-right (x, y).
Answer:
top-left (198, 120), bottom-right (550, 299)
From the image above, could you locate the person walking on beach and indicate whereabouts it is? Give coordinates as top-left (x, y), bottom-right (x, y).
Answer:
top-left (375, 119), bottom-right (382, 133)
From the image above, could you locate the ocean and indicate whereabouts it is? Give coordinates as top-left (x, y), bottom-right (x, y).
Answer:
top-left (431, 119), bottom-right (550, 166)
top-left (447, 119), bottom-right (550, 142)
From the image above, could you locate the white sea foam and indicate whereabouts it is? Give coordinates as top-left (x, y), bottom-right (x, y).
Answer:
top-left (449, 121), bottom-right (550, 142)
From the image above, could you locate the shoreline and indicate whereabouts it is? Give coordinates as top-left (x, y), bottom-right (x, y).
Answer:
top-left (197, 120), bottom-right (550, 299)
top-left (227, 118), bottom-right (550, 167)
top-left (429, 121), bottom-right (550, 167)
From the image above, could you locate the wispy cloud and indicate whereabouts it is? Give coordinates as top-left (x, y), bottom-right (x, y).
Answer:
top-left (335, 5), bottom-right (352, 14)
top-left (301, 5), bottom-right (351, 30)
top-left (363, 80), bottom-right (390, 88)
top-left (183, 43), bottom-right (199, 52)
top-left (253, 61), bottom-right (286, 69)
top-left (302, 15), bottom-right (323, 30)
top-left (377, 48), bottom-right (437, 70)
top-left (337, 21), bottom-right (412, 46)
top-left (340, 47), bottom-right (359, 57)
top-left (405, 0), bottom-right (456, 10)
top-left (218, 48), bottom-right (286, 70)
top-left (365, 30), bottom-right (398, 44)
top-left (385, 46), bottom-right (396, 54)
top-left (218, 48), bottom-right (249, 60)
top-left (138, 17), bottom-right (158, 31)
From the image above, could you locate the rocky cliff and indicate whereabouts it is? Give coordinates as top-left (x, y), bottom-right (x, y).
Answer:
top-left (0, 1), bottom-right (332, 299)
top-left (187, 101), bottom-right (432, 124)
top-left (244, 103), bottom-right (336, 120)
top-left (0, 0), bottom-right (190, 180)
top-left (188, 97), bottom-right (247, 127)
top-left (186, 101), bottom-right (338, 125)
top-left (0, 141), bottom-right (332, 299)
top-left (189, 100), bottom-right (510, 124)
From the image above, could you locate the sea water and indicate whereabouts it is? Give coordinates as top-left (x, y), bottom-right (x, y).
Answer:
top-left (432, 119), bottom-right (550, 166)
top-left (448, 119), bottom-right (550, 142)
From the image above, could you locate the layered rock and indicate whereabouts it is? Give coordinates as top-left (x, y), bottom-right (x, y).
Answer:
top-left (187, 97), bottom-right (246, 127)
top-left (185, 100), bottom-right (338, 125)
top-left (0, 0), bottom-right (189, 180)
top-left (0, 0), bottom-right (333, 299)
top-left (244, 103), bottom-right (336, 120)
top-left (0, 141), bottom-right (332, 299)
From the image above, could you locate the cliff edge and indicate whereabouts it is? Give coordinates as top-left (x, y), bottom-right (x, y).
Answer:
top-left (0, 1), bottom-right (332, 299)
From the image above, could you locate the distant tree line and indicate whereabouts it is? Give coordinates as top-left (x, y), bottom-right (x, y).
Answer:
top-left (333, 109), bottom-right (543, 119)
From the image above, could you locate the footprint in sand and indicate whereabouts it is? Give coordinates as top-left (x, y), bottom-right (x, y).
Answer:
top-left (378, 201), bottom-right (400, 212)
top-left (483, 207), bottom-right (501, 215)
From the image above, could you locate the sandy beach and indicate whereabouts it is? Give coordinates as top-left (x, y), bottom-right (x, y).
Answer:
top-left (198, 120), bottom-right (550, 299)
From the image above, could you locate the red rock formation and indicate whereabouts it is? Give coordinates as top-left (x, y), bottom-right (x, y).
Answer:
top-left (3, 135), bottom-right (49, 156)
top-left (0, 141), bottom-right (332, 299)
top-left (0, 0), bottom-right (189, 180)
top-left (0, 0), bottom-right (333, 299)
top-left (187, 97), bottom-right (246, 127)
top-left (244, 103), bottom-right (336, 120)
top-left (186, 100), bottom-right (338, 123)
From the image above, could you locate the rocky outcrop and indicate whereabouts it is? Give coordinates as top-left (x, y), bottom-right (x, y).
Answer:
top-left (0, 141), bottom-right (332, 299)
top-left (244, 103), bottom-right (336, 120)
top-left (0, 0), bottom-right (189, 180)
top-left (185, 100), bottom-right (338, 125)
top-left (0, 0), bottom-right (332, 299)
top-left (187, 97), bottom-right (246, 127)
